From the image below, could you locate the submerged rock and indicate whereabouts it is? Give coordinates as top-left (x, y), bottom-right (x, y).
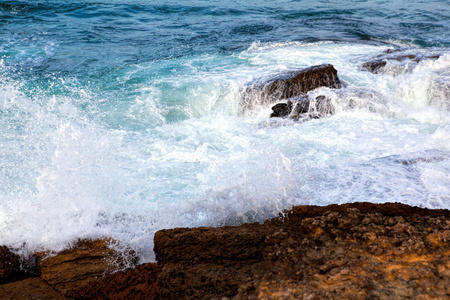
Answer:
top-left (241, 64), bottom-right (342, 113)
top-left (361, 60), bottom-right (387, 74)
top-left (361, 48), bottom-right (442, 74)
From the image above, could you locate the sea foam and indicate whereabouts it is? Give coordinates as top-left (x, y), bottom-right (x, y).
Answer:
top-left (1, 42), bottom-right (449, 262)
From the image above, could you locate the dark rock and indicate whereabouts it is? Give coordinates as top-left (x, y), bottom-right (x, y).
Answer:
top-left (0, 277), bottom-right (67, 300)
top-left (307, 95), bottom-right (335, 117)
top-left (67, 262), bottom-right (158, 300)
top-left (35, 238), bottom-right (137, 295)
top-left (154, 202), bottom-right (450, 299)
top-left (241, 64), bottom-right (342, 112)
top-left (0, 246), bottom-right (29, 284)
top-left (288, 96), bottom-right (310, 117)
top-left (298, 95), bottom-right (335, 118)
top-left (270, 94), bottom-right (334, 120)
top-left (270, 102), bottom-right (291, 118)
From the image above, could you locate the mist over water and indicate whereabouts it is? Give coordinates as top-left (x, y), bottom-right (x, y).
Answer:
top-left (0, 0), bottom-right (449, 262)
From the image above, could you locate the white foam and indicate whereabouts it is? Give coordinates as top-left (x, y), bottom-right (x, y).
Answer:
top-left (1, 41), bottom-right (450, 262)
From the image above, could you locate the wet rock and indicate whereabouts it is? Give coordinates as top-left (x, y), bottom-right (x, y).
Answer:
top-left (361, 48), bottom-right (442, 74)
top-left (242, 64), bottom-right (342, 112)
top-left (0, 246), bottom-right (30, 284)
top-left (361, 60), bottom-right (387, 74)
top-left (307, 95), bottom-right (335, 118)
top-left (270, 102), bottom-right (291, 118)
top-left (1, 202), bottom-right (449, 299)
top-left (270, 94), bottom-right (335, 120)
top-left (35, 238), bottom-right (137, 295)
top-left (0, 277), bottom-right (67, 300)
top-left (67, 262), bottom-right (158, 300)
top-left (154, 202), bottom-right (450, 299)
top-left (289, 96), bottom-right (310, 116)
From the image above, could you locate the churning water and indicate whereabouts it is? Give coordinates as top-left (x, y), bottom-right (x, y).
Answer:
top-left (0, 0), bottom-right (449, 261)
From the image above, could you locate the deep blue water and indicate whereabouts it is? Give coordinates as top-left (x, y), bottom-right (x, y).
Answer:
top-left (1, 0), bottom-right (449, 261)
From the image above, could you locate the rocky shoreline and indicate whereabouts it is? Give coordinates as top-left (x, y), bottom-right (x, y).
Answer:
top-left (2, 50), bottom-right (449, 299)
top-left (1, 202), bottom-right (449, 299)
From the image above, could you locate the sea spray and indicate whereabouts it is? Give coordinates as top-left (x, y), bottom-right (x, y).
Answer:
top-left (1, 0), bottom-right (449, 262)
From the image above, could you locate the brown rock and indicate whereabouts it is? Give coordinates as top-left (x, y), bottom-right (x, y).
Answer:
top-left (35, 238), bottom-right (137, 295)
top-left (241, 64), bottom-right (342, 112)
top-left (154, 202), bottom-right (450, 299)
top-left (155, 224), bottom-right (266, 265)
top-left (0, 277), bottom-right (66, 300)
top-left (67, 263), bottom-right (158, 300)
top-left (154, 224), bottom-right (267, 299)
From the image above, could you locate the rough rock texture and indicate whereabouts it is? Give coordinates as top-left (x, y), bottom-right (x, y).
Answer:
top-left (2, 202), bottom-right (449, 299)
top-left (241, 64), bottom-right (341, 112)
top-left (35, 238), bottom-right (137, 295)
top-left (0, 246), bottom-right (26, 284)
top-left (0, 277), bottom-right (66, 300)
top-left (155, 202), bottom-right (450, 299)
top-left (67, 262), bottom-right (158, 300)
top-left (0, 239), bottom-right (144, 299)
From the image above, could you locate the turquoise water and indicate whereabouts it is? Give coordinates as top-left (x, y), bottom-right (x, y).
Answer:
top-left (1, 0), bottom-right (449, 261)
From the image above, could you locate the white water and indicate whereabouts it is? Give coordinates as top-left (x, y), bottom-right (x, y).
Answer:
top-left (1, 42), bottom-right (449, 262)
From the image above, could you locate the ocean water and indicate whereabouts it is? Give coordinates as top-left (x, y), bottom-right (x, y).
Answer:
top-left (0, 0), bottom-right (449, 262)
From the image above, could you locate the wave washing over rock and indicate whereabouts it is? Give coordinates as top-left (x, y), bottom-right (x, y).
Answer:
top-left (1, 202), bottom-right (449, 299)
top-left (1, 51), bottom-right (449, 297)
top-left (1, 4), bottom-right (450, 298)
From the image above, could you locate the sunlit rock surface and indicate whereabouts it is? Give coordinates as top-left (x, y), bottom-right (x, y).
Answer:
top-left (1, 202), bottom-right (449, 299)
top-left (35, 238), bottom-right (137, 295)
top-left (155, 202), bottom-right (450, 299)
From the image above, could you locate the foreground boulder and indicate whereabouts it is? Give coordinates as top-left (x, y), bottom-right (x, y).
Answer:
top-left (154, 202), bottom-right (450, 299)
top-left (35, 238), bottom-right (137, 295)
top-left (1, 202), bottom-right (449, 299)
top-left (241, 64), bottom-right (342, 113)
